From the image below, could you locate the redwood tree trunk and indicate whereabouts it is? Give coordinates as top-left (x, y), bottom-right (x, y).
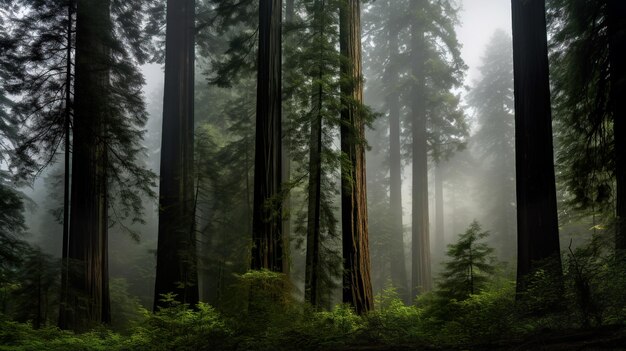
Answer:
top-left (154, 0), bottom-right (198, 310)
top-left (410, 0), bottom-right (431, 297)
top-left (58, 0), bottom-right (73, 330)
top-left (385, 4), bottom-right (408, 302)
top-left (304, 0), bottom-right (325, 307)
top-left (65, 0), bottom-right (111, 330)
top-left (608, 0), bottom-right (626, 251)
top-left (251, 0), bottom-right (284, 272)
top-left (340, 0), bottom-right (373, 314)
top-left (511, 0), bottom-right (562, 292)
top-left (282, 0), bottom-right (295, 276)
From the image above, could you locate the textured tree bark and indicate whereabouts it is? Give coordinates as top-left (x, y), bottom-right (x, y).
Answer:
top-left (251, 0), bottom-right (284, 272)
top-left (385, 3), bottom-right (409, 303)
top-left (340, 0), bottom-right (373, 314)
top-left (608, 0), bottom-right (626, 251)
top-left (511, 0), bottom-right (562, 292)
top-left (304, 0), bottom-right (325, 308)
top-left (410, 0), bottom-right (431, 297)
top-left (65, 0), bottom-right (111, 330)
top-left (154, 0), bottom-right (198, 310)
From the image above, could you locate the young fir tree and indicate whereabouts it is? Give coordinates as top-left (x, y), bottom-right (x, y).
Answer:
top-left (437, 221), bottom-right (495, 301)
top-left (468, 30), bottom-right (516, 261)
top-left (512, 0), bottom-right (562, 293)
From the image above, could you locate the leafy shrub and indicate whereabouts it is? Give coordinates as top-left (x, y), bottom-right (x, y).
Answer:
top-left (127, 295), bottom-right (232, 351)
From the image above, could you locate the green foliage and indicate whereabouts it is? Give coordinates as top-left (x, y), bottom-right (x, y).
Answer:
top-left (128, 302), bottom-right (232, 351)
top-left (547, 0), bottom-right (615, 220)
top-left (364, 288), bottom-right (424, 344)
top-left (9, 248), bottom-right (58, 329)
top-left (419, 284), bottom-right (519, 345)
top-left (109, 278), bottom-right (145, 333)
top-left (0, 0), bottom-right (157, 225)
top-left (437, 221), bottom-right (496, 300)
top-left (562, 240), bottom-right (626, 327)
top-left (0, 314), bottom-right (123, 351)
top-left (1, 273), bottom-right (625, 350)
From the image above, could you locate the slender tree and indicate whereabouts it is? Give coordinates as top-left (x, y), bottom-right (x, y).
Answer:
top-left (304, 0), bottom-right (326, 307)
top-left (511, 0), bottom-right (562, 292)
top-left (154, 0), bottom-right (199, 309)
top-left (59, 0), bottom-right (73, 330)
top-left (607, 0), bottom-right (626, 251)
top-left (251, 0), bottom-right (284, 272)
top-left (384, 0), bottom-right (409, 301)
top-left (410, 0), bottom-right (431, 296)
top-left (340, 0), bottom-right (373, 314)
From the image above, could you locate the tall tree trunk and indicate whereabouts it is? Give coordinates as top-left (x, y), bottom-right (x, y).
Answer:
top-left (385, 2), bottom-right (409, 302)
top-left (304, 0), bottom-right (325, 308)
top-left (154, 0), bottom-right (198, 310)
top-left (434, 162), bottom-right (444, 259)
top-left (58, 0), bottom-right (73, 330)
top-left (65, 0), bottom-right (111, 330)
top-left (608, 0), bottom-right (626, 251)
top-left (410, 0), bottom-right (431, 297)
top-left (282, 0), bottom-right (295, 276)
top-left (511, 0), bottom-right (562, 292)
top-left (252, 0), bottom-right (284, 272)
top-left (340, 0), bottom-right (373, 314)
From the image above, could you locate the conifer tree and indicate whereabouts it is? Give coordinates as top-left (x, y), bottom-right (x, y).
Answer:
top-left (408, 0), bottom-right (466, 297)
top-left (547, 0), bottom-right (624, 253)
top-left (468, 30), bottom-right (516, 260)
top-left (437, 221), bottom-right (495, 301)
top-left (361, 0), bottom-right (466, 300)
top-left (548, 0), bottom-right (614, 224)
top-left (282, 0), bottom-right (343, 309)
top-left (1, 0), bottom-right (157, 330)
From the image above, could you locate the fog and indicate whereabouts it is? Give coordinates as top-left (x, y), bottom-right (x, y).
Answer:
top-left (15, 0), bottom-right (545, 307)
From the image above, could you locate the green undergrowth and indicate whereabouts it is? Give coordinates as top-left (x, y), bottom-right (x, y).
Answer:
top-left (1, 269), bottom-right (625, 351)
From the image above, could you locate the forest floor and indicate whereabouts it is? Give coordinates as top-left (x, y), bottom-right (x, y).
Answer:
top-left (330, 325), bottom-right (626, 351)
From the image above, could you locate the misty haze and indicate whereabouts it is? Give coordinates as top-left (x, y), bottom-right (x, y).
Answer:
top-left (1, 0), bottom-right (625, 349)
